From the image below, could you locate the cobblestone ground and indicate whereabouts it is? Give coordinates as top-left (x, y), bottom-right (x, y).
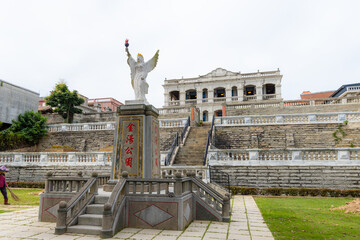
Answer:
top-left (0, 196), bottom-right (273, 240)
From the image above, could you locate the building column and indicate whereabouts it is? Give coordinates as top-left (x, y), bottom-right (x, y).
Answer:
top-left (197, 89), bottom-right (202, 104)
top-left (208, 90), bottom-right (214, 103)
top-left (256, 85), bottom-right (263, 100)
top-left (275, 84), bottom-right (282, 99)
top-left (164, 93), bottom-right (169, 106)
top-left (238, 86), bottom-right (244, 101)
top-left (226, 88), bottom-right (232, 102)
top-left (179, 91), bottom-right (186, 105)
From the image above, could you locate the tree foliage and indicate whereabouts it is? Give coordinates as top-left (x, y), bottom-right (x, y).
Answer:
top-left (0, 111), bottom-right (48, 150)
top-left (45, 83), bottom-right (84, 123)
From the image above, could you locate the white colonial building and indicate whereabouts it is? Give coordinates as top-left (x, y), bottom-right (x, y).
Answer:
top-left (162, 68), bottom-right (283, 121)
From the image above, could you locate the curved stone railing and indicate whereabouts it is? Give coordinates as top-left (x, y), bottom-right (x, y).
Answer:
top-left (215, 112), bottom-right (360, 126)
top-left (47, 118), bottom-right (187, 132)
top-left (208, 148), bottom-right (360, 166)
top-left (48, 122), bottom-right (116, 132)
top-left (0, 152), bottom-right (112, 166)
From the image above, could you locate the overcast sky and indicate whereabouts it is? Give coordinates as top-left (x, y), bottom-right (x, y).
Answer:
top-left (1, 0), bottom-right (360, 108)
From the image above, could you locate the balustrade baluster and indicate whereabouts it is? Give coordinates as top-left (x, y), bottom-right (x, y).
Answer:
top-left (157, 182), bottom-right (161, 194)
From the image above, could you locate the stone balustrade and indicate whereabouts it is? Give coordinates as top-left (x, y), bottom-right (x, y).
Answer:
top-left (215, 112), bottom-right (360, 126)
top-left (162, 166), bottom-right (209, 181)
top-left (0, 152), bottom-right (112, 166)
top-left (208, 148), bottom-right (360, 166)
top-left (47, 122), bottom-right (115, 132)
top-left (227, 96), bottom-right (360, 110)
top-left (159, 118), bottom-right (187, 128)
top-left (47, 119), bottom-right (186, 132)
top-left (158, 107), bottom-right (191, 115)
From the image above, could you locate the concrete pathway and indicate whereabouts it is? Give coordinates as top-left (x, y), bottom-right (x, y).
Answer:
top-left (0, 196), bottom-right (274, 240)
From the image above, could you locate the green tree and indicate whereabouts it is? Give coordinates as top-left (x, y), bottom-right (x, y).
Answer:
top-left (45, 83), bottom-right (84, 123)
top-left (8, 111), bottom-right (48, 144)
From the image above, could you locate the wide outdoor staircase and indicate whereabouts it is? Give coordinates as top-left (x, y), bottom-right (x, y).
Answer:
top-left (174, 124), bottom-right (211, 166)
top-left (67, 193), bottom-right (110, 235)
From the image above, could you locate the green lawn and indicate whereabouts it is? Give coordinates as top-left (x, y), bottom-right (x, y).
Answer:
top-left (4, 188), bottom-right (42, 206)
top-left (255, 197), bottom-right (360, 240)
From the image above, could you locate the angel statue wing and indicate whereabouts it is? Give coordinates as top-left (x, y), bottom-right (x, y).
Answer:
top-left (127, 54), bottom-right (136, 88)
top-left (145, 50), bottom-right (159, 74)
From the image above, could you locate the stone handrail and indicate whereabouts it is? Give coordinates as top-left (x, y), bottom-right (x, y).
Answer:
top-left (208, 148), bottom-right (360, 166)
top-left (99, 171), bottom-right (230, 237)
top-left (215, 112), bottom-right (360, 126)
top-left (186, 173), bottom-right (230, 221)
top-left (101, 177), bottom-right (127, 238)
top-left (55, 172), bottom-right (99, 235)
top-left (0, 152), bottom-right (113, 166)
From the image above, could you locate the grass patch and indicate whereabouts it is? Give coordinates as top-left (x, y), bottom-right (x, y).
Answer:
top-left (5, 188), bottom-right (43, 205)
top-left (0, 210), bottom-right (11, 213)
top-left (255, 197), bottom-right (360, 240)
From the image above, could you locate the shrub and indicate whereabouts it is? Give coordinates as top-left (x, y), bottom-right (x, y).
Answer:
top-left (8, 181), bottom-right (45, 188)
top-left (263, 187), bottom-right (283, 196)
top-left (283, 188), bottom-right (299, 196)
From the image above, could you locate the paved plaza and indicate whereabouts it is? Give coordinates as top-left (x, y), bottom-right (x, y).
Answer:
top-left (0, 196), bottom-right (273, 240)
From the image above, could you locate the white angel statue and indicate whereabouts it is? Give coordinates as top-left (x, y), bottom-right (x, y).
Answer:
top-left (126, 46), bottom-right (159, 104)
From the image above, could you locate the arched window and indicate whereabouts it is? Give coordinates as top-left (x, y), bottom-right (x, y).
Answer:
top-left (232, 86), bottom-right (238, 97)
top-left (185, 89), bottom-right (197, 104)
top-left (214, 87), bottom-right (226, 98)
top-left (264, 84), bottom-right (275, 94)
top-left (185, 89), bottom-right (197, 99)
top-left (169, 91), bottom-right (179, 100)
top-left (202, 88), bottom-right (208, 102)
top-left (214, 109), bottom-right (223, 117)
top-left (169, 91), bottom-right (180, 106)
top-left (244, 85), bottom-right (256, 96)
top-left (202, 111), bottom-right (208, 122)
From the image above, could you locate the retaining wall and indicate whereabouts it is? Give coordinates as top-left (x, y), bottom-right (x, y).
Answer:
top-left (213, 165), bottom-right (360, 189)
top-left (6, 165), bottom-right (112, 183)
top-left (215, 123), bottom-right (360, 149)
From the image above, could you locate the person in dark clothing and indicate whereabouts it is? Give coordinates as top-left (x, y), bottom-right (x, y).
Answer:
top-left (0, 165), bottom-right (10, 205)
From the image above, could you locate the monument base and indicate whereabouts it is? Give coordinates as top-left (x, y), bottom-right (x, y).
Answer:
top-left (111, 103), bottom-right (161, 181)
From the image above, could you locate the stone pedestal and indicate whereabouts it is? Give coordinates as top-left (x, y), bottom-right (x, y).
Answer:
top-left (110, 104), bottom-right (161, 181)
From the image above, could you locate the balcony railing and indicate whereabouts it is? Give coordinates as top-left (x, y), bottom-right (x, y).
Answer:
top-left (0, 152), bottom-right (113, 166)
top-left (207, 148), bottom-right (360, 166)
top-left (215, 112), bottom-right (360, 126)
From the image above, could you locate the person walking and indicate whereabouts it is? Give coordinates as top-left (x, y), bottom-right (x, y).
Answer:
top-left (0, 165), bottom-right (10, 205)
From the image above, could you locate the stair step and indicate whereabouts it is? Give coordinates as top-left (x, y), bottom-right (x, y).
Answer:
top-left (67, 225), bottom-right (102, 235)
top-left (86, 204), bottom-right (104, 214)
top-left (94, 195), bottom-right (109, 204)
top-left (78, 214), bottom-right (103, 226)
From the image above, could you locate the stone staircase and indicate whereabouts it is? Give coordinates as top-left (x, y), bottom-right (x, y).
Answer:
top-left (173, 124), bottom-right (211, 166)
top-left (67, 193), bottom-right (110, 235)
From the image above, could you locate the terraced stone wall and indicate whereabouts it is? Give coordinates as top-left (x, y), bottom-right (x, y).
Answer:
top-left (213, 165), bottom-right (360, 189)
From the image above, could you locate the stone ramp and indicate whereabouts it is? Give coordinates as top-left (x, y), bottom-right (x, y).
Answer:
top-left (0, 196), bottom-right (273, 239)
top-left (173, 125), bottom-right (210, 166)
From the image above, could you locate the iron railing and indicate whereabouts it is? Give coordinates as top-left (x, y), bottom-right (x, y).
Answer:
top-left (209, 166), bottom-right (231, 193)
top-left (164, 133), bottom-right (179, 166)
top-left (181, 116), bottom-right (190, 143)
top-left (203, 115), bottom-right (215, 165)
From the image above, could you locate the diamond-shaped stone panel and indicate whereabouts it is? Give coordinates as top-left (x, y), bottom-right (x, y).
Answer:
top-left (134, 205), bottom-right (173, 227)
